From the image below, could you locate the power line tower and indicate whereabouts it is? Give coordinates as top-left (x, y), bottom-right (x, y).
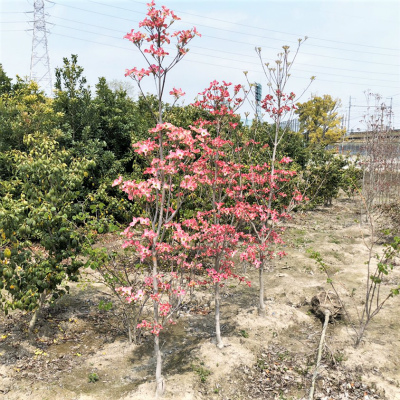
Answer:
top-left (30, 0), bottom-right (52, 95)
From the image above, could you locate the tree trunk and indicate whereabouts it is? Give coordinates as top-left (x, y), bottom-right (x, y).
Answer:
top-left (258, 263), bottom-right (266, 316)
top-left (152, 254), bottom-right (165, 397)
top-left (154, 332), bottom-right (165, 397)
top-left (28, 291), bottom-right (46, 332)
top-left (214, 282), bottom-right (224, 349)
top-left (355, 323), bottom-right (367, 348)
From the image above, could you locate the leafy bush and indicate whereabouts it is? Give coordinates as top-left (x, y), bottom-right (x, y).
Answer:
top-left (0, 131), bottom-right (93, 325)
top-left (299, 147), bottom-right (361, 207)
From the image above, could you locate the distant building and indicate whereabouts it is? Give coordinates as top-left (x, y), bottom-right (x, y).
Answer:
top-left (280, 118), bottom-right (300, 133)
top-left (241, 117), bottom-right (253, 127)
top-left (240, 117), bottom-right (301, 131)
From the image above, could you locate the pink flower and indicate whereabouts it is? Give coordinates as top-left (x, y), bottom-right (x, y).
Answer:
top-left (137, 320), bottom-right (152, 329)
top-left (279, 156), bottom-right (292, 164)
top-left (169, 87), bottom-right (186, 98)
top-left (144, 44), bottom-right (169, 57)
top-left (127, 217), bottom-right (150, 228)
top-left (156, 242), bottom-right (173, 253)
top-left (151, 324), bottom-right (163, 336)
top-left (133, 139), bottom-right (157, 155)
top-left (166, 149), bottom-right (186, 160)
top-left (173, 287), bottom-right (186, 297)
top-left (112, 176), bottom-right (123, 187)
top-left (150, 293), bottom-right (161, 302)
top-left (143, 229), bottom-right (157, 241)
top-left (148, 178), bottom-right (161, 190)
top-left (115, 286), bottom-right (132, 296)
top-left (159, 302), bottom-right (172, 316)
top-left (134, 289), bottom-right (145, 301)
top-left (135, 243), bottom-right (151, 261)
top-left (124, 67), bottom-right (150, 80)
top-left (148, 64), bottom-right (164, 75)
top-left (124, 29), bottom-right (147, 44)
top-left (180, 175), bottom-right (198, 191)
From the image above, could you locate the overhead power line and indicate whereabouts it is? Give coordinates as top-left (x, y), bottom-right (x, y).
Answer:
top-left (86, 0), bottom-right (400, 53)
top-left (50, 15), bottom-right (123, 33)
top-left (45, 1), bottom-right (400, 68)
top-left (2, 0), bottom-right (399, 101)
top-left (0, 11), bottom-right (32, 14)
top-left (4, 2), bottom-right (399, 88)
top-left (44, 15), bottom-right (399, 77)
top-left (203, 34), bottom-right (400, 67)
top-left (47, 1), bottom-right (134, 22)
top-left (49, 0), bottom-right (400, 59)
top-left (0, 21), bottom-right (29, 23)
top-left (47, 22), bottom-right (400, 84)
top-left (45, 31), bottom-right (399, 90)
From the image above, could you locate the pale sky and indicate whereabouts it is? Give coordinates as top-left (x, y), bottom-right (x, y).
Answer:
top-left (1, 0), bottom-right (399, 130)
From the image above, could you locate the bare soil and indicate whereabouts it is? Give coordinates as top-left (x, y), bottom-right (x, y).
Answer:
top-left (1, 197), bottom-right (399, 400)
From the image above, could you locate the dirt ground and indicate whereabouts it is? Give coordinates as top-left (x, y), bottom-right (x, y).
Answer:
top-left (1, 196), bottom-right (399, 400)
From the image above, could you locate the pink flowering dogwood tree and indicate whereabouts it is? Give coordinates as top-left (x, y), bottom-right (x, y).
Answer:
top-left (236, 154), bottom-right (304, 315)
top-left (237, 43), bottom-right (312, 315)
top-left (169, 135), bottom-right (253, 349)
top-left (190, 82), bottom-right (252, 348)
top-left (116, 1), bottom-right (200, 396)
top-left (163, 81), bottom-right (263, 349)
top-left (113, 123), bottom-right (208, 396)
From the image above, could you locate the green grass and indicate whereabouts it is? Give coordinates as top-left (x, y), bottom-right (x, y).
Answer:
top-left (192, 364), bottom-right (211, 383)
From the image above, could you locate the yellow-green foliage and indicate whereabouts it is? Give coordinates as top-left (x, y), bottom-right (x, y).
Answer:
top-left (296, 95), bottom-right (345, 145)
top-left (0, 80), bottom-right (63, 152)
top-left (0, 126), bottom-right (94, 314)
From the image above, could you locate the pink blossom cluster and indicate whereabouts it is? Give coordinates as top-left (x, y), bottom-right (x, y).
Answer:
top-left (169, 87), bottom-right (186, 98)
top-left (137, 320), bottom-right (164, 336)
top-left (192, 81), bottom-right (245, 122)
top-left (123, 1), bottom-right (200, 83)
top-left (261, 90), bottom-right (298, 118)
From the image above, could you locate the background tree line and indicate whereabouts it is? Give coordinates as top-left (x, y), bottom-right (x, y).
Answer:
top-left (0, 55), bottom-right (360, 322)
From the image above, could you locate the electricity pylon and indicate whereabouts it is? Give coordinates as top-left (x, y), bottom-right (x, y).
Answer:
top-left (30, 0), bottom-right (52, 95)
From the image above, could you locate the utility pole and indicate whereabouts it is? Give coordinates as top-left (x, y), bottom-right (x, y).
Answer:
top-left (380, 103), bottom-right (385, 131)
top-left (388, 97), bottom-right (393, 129)
top-left (342, 113), bottom-right (346, 130)
top-left (30, 0), bottom-right (52, 95)
top-left (255, 82), bottom-right (262, 121)
top-left (347, 96), bottom-right (352, 134)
